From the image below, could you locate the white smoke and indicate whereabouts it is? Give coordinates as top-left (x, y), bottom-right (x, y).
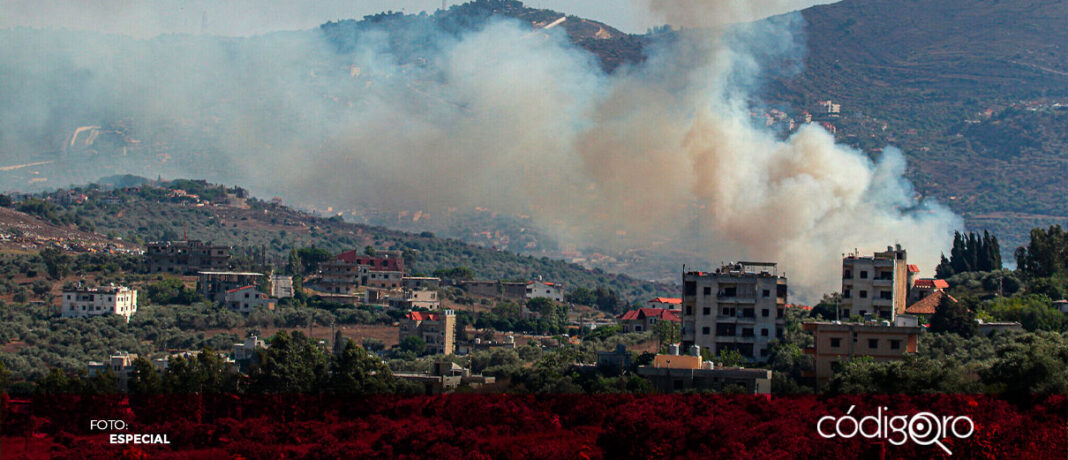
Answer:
top-left (0, 3), bottom-right (959, 301)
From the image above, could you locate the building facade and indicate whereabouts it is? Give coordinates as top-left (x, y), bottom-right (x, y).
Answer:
top-left (526, 281), bottom-right (564, 302)
top-left (388, 289), bottom-right (441, 310)
top-left (841, 246), bottom-right (909, 321)
top-left (223, 285), bottom-right (275, 313)
top-left (681, 262), bottom-right (788, 361)
top-left (197, 271), bottom-right (264, 302)
top-left (61, 286), bottom-right (138, 320)
top-left (617, 308), bottom-right (681, 333)
top-left (803, 321), bottom-right (921, 389)
top-left (636, 352), bottom-right (773, 394)
top-left (270, 275), bottom-right (294, 298)
top-left (399, 310), bottom-right (456, 355)
top-left (145, 240), bottom-right (231, 274)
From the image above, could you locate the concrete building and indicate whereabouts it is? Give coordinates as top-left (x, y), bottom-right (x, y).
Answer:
top-left (197, 271), bottom-right (263, 302)
top-left (803, 321), bottom-right (921, 389)
top-left (388, 289), bottom-right (440, 310)
top-left (269, 274), bottom-right (294, 298)
top-left (841, 246), bottom-right (909, 321)
top-left (460, 280), bottom-right (501, 298)
top-left (977, 320), bottom-right (1024, 336)
top-left (1053, 299), bottom-right (1068, 314)
top-left (402, 276), bottom-right (441, 290)
top-left (681, 262), bottom-right (788, 361)
top-left (61, 285), bottom-right (138, 321)
top-left (88, 351), bottom-right (138, 391)
top-left (636, 350), bottom-right (773, 394)
top-left (145, 240), bottom-right (231, 274)
top-left (399, 310), bottom-right (456, 355)
top-left (502, 282), bottom-right (528, 300)
top-left (223, 285), bottom-right (275, 313)
top-left (617, 308), bottom-right (681, 333)
top-left (526, 281), bottom-right (564, 302)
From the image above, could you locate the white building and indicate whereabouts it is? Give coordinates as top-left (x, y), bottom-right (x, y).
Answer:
top-left (526, 281), bottom-right (564, 302)
top-left (223, 285), bottom-right (275, 313)
top-left (234, 335), bottom-right (266, 362)
top-left (61, 285), bottom-right (138, 321)
top-left (88, 351), bottom-right (139, 391)
top-left (681, 262), bottom-right (788, 361)
top-left (841, 246), bottom-right (909, 321)
top-left (389, 289), bottom-right (441, 310)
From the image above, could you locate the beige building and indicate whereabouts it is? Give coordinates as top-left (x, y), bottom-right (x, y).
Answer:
top-left (399, 310), bottom-right (456, 355)
top-left (61, 285), bottom-right (138, 321)
top-left (681, 262), bottom-right (788, 361)
top-left (803, 321), bottom-right (921, 389)
top-left (270, 275), bottom-right (294, 298)
top-left (402, 276), bottom-right (441, 290)
top-left (840, 246), bottom-right (910, 321)
top-left (88, 351), bottom-right (139, 391)
top-left (388, 289), bottom-right (441, 310)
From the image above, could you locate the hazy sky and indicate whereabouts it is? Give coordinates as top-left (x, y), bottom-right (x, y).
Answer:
top-left (0, 0), bottom-right (838, 37)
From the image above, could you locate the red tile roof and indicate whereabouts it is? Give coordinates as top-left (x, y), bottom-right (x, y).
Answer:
top-left (785, 304), bottom-right (813, 311)
top-left (907, 264), bottom-right (920, 273)
top-left (618, 308), bottom-right (681, 322)
top-left (405, 311), bottom-right (440, 321)
top-left (905, 290), bottom-right (957, 315)
top-left (649, 297), bottom-right (682, 305)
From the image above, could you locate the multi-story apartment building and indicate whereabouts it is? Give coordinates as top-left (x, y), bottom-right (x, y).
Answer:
top-left (841, 246), bottom-right (910, 321)
top-left (681, 262), bottom-right (788, 361)
top-left (317, 250), bottom-right (405, 292)
top-left (803, 321), bottom-right (921, 389)
top-left (61, 285), bottom-right (138, 321)
top-left (145, 240), bottom-right (231, 274)
top-left (399, 310), bottom-right (456, 355)
top-left (388, 289), bottom-right (441, 310)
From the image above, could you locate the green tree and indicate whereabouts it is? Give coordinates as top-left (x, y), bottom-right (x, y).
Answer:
top-left (40, 248), bottom-right (71, 280)
top-left (715, 348), bottom-right (745, 367)
top-left (248, 331), bottom-right (329, 393)
top-left (325, 339), bottom-right (396, 394)
top-left (929, 294), bottom-right (977, 337)
top-left (982, 295), bottom-right (1065, 332)
top-left (399, 335), bottom-right (427, 356)
top-left (653, 320), bottom-right (680, 348)
top-left (0, 361), bottom-right (10, 392)
top-left (128, 356), bottom-right (163, 394)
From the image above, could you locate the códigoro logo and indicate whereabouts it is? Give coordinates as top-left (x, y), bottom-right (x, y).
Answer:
top-left (817, 405), bottom-right (974, 455)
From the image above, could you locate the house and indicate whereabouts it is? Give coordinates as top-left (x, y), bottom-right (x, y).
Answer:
top-left (526, 281), bottom-right (564, 302)
top-left (318, 250), bottom-right (405, 292)
top-left (460, 280), bottom-right (500, 298)
top-left (197, 271), bottom-right (263, 302)
top-left (636, 348), bottom-right (773, 394)
top-left (841, 246), bottom-right (910, 321)
top-left (1052, 299), bottom-right (1068, 314)
top-left (617, 308), bottom-right (681, 333)
top-left (145, 240), bottom-right (231, 274)
top-left (647, 297), bottom-right (682, 310)
top-left (803, 321), bottom-right (921, 389)
top-left (399, 310), bottom-right (456, 355)
top-left (596, 344), bottom-right (632, 371)
top-left (223, 285), bottom-right (275, 313)
top-left (908, 278), bottom-right (949, 303)
top-left (977, 320), bottom-right (1024, 336)
top-left (681, 262), bottom-right (788, 361)
top-left (61, 285), bottom-right (138, 321)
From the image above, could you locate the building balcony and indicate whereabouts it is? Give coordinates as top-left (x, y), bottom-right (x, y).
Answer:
top-left (872, 279), bottom-right (893, 287)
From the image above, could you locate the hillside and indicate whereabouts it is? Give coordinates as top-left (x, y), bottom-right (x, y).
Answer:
top-left (8, 180), bottom-right (670, 301)
top-left (764, 0), bottom-right (1068, 254)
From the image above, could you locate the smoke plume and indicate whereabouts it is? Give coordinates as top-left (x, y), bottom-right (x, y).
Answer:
top-left (0, 2), bottom-right (959, 300)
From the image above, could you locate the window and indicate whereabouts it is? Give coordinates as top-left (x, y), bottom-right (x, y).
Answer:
top-left (761, 328), bottom-right (769, 337)
top-left (762, 309), bottom-right (770, 317)
top-left (859, 290), bottom-right (868, 299)
top-left (702, 327), bottom-right (710, 335)
top-left (830, 338), bottom-right (841, 348)
top-left (843, 309), bottom-right (851, 317)
top-left (684, 281), bottom-right (697, 296)
top-left (843, 269), bottom-right (852, 279)
top-left (843, 289), bottom-right (851, 299)
top-left (860, 270), bottom-right (868, 279)
top-left (741, 328), bottom-right (754, 337)
top-left (880, 291), bottom-right (892, 300)
top-left (762, 289), bottom-right (770, 297)
top-left (742, 308), bottom-right (754, 318)
top-left (685, 306), bottom-right (693, 315)
top-left (868, 339), bottom-right (879, 349)
top-left (890, 340), bottom-right (901, 350)
top-left (703, 286), bottom-right (712, 296)
top-left (703, 307), bottom-right (711, 315)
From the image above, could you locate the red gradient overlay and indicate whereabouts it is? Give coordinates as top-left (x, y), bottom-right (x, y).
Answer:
top-left (1, 393), bottom-right (1064, 459)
